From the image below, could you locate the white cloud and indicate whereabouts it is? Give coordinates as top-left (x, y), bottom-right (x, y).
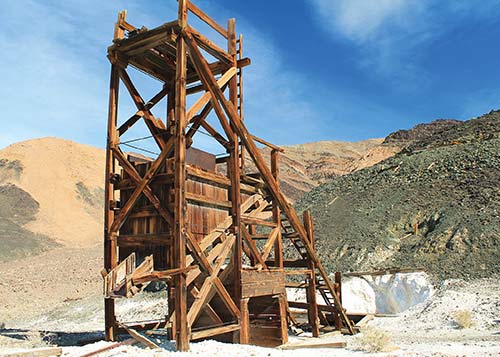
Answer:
top-left (311, 0), bottom-right (425, 43)
top-left (308, 0), bottom-right (500, 91)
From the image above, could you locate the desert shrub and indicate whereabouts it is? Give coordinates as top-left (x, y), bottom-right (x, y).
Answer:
top-left (23, 331), bottom-right (53, 348)
top-left (353, 327), bottom-right (393, 352)
top-left (453, 309), bottom-right (473, 329)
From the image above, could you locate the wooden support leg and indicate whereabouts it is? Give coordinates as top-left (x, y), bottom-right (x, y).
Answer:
top-left (174, 0), bottom-right (189, 351)
top-left (271, 150), bottom-right (283, 268)
top-left (104, 61), bottom-right (120, 341)
top-left (240, 298), bottom-right (250, 344)
top-left (278, 295), bottom-right (288, 344)
top-left (304, 211), bottom-right (320, 337)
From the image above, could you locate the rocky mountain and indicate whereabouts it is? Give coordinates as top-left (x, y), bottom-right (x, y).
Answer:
top-left (0, 137), bottom-right (105, 260)
top-left (248, 139), bottom-right (400, 202)
top-left (296, 110), bottom-right (500, 280)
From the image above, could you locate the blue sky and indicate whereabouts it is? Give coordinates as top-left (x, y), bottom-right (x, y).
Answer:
top-left (1, 0), bottom-right (500, 152)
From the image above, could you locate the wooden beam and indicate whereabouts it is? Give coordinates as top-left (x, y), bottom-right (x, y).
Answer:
top-left (186, 66), bottom-right (236, 122)
top-left (104, 63), bottom-right (120, 342)
top-left (78, 339), bottom-right (135, 357)
top-left (252, 134), bottom-right (284, 152)
top-left (260, 227), bottom-right (280, 262)
top-left (118, 85), bottom-right (169, 136)
top-left (191, 323), bottom-right (240, 340)
top-left (174, 1), bottom-right (189, 350)
top-left (188, 26), bottom-right (233, 64)
top-left (187, 1), bottom-right (228, 38)
top-left (241, 224), bottom-right (267, 269)
top-left (120, 324), bottom-right (160, 349)
top-left (183, 30), bottom-right (234, 139)
top-left (186, 191), bottom-right (232, 209)
top-left (271, 150), bottom-right (283, 269)
top-left (304, 210), bottom-right (320, 337)
top-left (240, 298), bottom-right (250, 344)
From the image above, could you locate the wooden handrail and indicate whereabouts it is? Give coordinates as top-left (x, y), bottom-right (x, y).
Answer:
top-left (187, 1), bottom-right (228, 39)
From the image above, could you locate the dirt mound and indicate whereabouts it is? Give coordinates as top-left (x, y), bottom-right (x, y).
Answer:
top-left (296, 110), bottom-right (500, 280)
top-left (0, 137), bottom-right (105, 249)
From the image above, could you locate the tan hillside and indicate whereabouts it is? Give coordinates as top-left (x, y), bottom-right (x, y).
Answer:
top-left (0, 137), bottom-right (105, 248)
top-left (0, 136), bottom-right (397, 253)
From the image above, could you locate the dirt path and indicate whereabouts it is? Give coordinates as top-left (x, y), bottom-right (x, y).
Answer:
top-left (0, 246), bottom-right (102, 326)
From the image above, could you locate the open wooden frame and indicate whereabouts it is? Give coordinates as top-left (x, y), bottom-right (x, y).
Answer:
top-left (104, 0), bottom-right (355, 351)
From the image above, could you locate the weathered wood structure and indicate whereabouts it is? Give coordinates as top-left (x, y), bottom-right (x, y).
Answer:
top-left (103, 0), bottom-right (355, 351)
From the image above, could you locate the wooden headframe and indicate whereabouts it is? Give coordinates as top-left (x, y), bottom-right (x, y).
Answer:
top-left (104, 0), bottom-right (354, 351)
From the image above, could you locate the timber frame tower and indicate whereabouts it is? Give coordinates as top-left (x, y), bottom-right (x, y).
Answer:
top-left (103, 0), bottom-right (355, 351)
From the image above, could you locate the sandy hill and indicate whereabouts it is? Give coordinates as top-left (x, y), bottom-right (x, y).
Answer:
top-left (0, 137), bottom-right (105, 258)
top-left (296, 110), bottom-right (500, 280)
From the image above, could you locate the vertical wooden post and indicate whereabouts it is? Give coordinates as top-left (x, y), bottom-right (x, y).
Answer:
top-left (278, 294), bottom-right (289, 344)
top-left (240, 298), bottom-right (250, 344)
top-left (303, 210), bottom-right (319, 337)
top-left (174, 0), bottom-right (189, 351)
top-left (237, 34), bottom-right (245, 172)
top-left (104, 64), bottom-right (120, 342)
top-left (334, 271), bottom-right (342, 331)
top-left (104, 11), bottom-right (124, 342)
top-left (167, 82), bottom-right (176, 132)
top-left (228, 18), bottom-right (243, 341)
top-left (271, 150), bottom-right (283, 269)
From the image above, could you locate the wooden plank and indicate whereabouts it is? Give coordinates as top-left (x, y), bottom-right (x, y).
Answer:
top-left (260, 227), bottom-right (280, 262)
top-left (132, 266), bottom-right (195, 285)
top-left (0, 347), bottom-right (63, 357)
top-left (343, 267), bottom-right (425, 277)
top-left (355, 314), bottom-right (374, 328)
top-left (241, 217), bottom-right (276, 227)
top-left (186, 166), bottom-right (257, 194)
top-left (241, 270), bottom-right (285, 298)
top-left (111, 21), bottom-right (180, 53)
top-left (78, 339), bottom-right (135, 357)
top-left (191, 323), bottom-right (240, 340)
top-left (279, 341), bottom-right (347, 350)
top-left (117, 234), bottom-right (171, 247)
top-left (120, 324), bottom-right (160, 349)
top-left (186, 191), bottom-right (232, 209)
